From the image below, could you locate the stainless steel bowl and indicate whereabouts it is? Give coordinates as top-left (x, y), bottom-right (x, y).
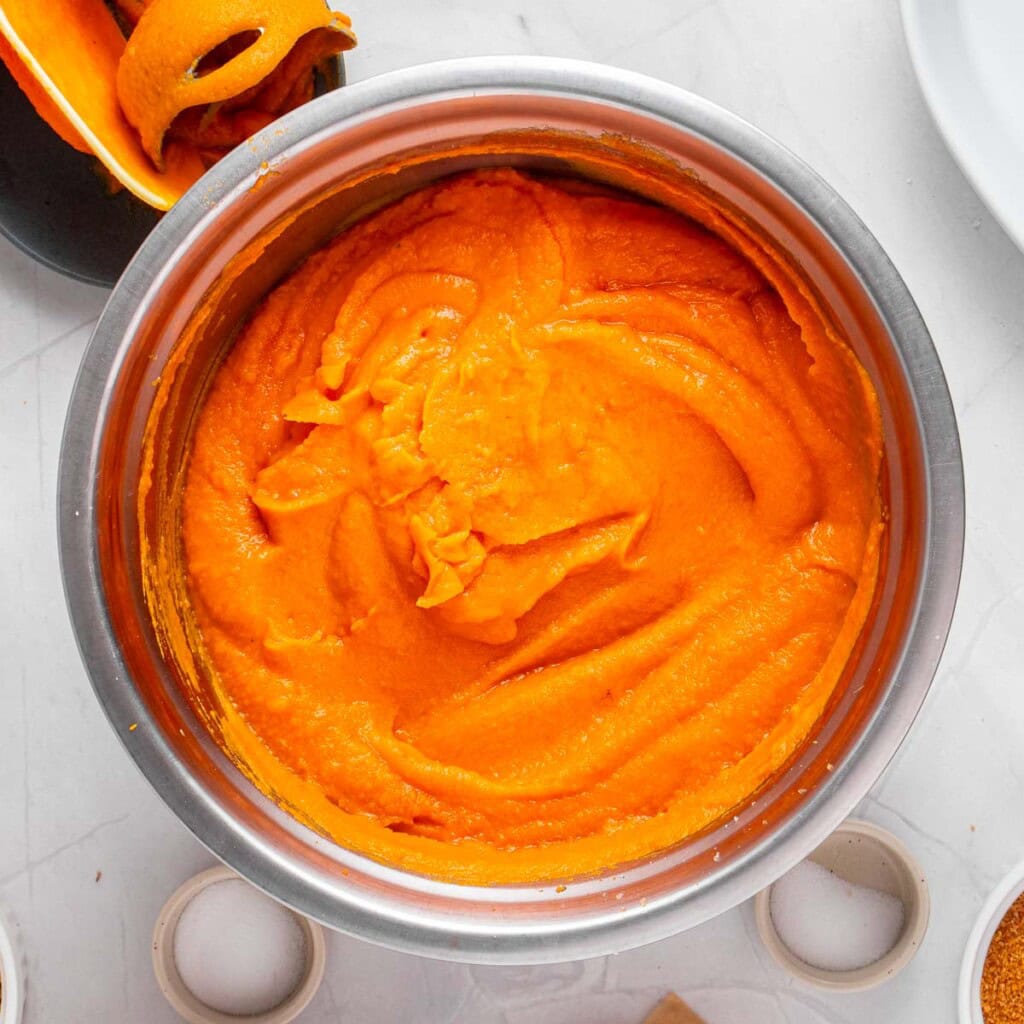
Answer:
top-left (58, 57), bottom-right (964, 964)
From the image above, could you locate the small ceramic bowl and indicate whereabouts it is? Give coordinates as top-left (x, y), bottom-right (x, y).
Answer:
top-left (754, 818), bottom-right (930, 991)
top-left (152, 865), bottom-right (326, 1024)
top-left (959, 856), bottom-right (1024, 1023)
top-left (0, 905), bottom-right (24, 1024)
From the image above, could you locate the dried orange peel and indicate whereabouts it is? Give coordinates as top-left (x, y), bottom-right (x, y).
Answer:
top-left (117, 0), bottom-right (355, 171)
top-left (0, 0), bottom-right (354, 210)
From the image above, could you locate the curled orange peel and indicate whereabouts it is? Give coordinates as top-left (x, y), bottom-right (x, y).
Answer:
top-left (0, 0), bottom-right (354, 210)
top-left (0, 0), bottom-right (205, 209)
top-left (117, 0), bottom-right (355, 171)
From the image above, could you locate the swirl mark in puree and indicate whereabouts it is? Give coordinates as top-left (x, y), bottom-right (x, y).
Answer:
top-left (181, 168), bottom-right (883, 882)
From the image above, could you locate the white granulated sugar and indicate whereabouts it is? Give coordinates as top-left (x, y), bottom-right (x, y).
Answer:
top-left (173, 879), bottom-right (307, 1015)
top-left (769, 859), bottom-right (905, 972)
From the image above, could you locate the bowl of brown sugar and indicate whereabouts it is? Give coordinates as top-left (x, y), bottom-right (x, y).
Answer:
top-left (960, 859), bottom-right (1024, 1023)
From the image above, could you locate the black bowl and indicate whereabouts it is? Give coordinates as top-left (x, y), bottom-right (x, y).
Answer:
top-left (0, 55), bottom-right (345, 288)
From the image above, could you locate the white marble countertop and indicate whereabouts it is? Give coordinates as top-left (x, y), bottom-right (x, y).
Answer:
top-left (2, 1), bottom-right (1023, 1020)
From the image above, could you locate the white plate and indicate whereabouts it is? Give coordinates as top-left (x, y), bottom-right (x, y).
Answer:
top-left (901, 0), bottom-right (1024, 251)
top-left (0, 905), bottom-right (24, 1024)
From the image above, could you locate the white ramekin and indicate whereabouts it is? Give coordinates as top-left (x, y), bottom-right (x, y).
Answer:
top-left (151, 865), bottom-right (326, 1024)
top-left (959, 856), bottom-right (1024, 1023)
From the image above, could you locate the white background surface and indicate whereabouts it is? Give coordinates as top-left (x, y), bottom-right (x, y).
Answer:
top-left (2, 1), bottom-right (1023, 1021)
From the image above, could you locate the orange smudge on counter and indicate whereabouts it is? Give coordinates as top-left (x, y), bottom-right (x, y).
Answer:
top-left (168, 167), bottom-right (883, 883)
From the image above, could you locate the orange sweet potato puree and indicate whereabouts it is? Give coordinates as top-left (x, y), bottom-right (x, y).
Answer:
top-left (181, 167), bottom-right (884, 882)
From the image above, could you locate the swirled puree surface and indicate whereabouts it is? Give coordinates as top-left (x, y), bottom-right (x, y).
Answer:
top-left (182, 168), bottom-right (884, 883)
